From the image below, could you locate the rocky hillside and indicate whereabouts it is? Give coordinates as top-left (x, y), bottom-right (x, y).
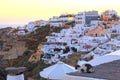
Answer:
top-left (0, 25), bottom-right (80, 80)
top-left (16, 25), bottom-right (65, 80)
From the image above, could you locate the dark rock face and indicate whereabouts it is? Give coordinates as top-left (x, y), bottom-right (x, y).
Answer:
top-left (0, 66), bottom-right (7, 80)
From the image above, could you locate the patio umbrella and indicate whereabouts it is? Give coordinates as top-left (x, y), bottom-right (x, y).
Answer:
top-left (40, 61), bottom-right (76, 80)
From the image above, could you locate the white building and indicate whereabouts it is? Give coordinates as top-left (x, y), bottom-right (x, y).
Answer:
top-left (34, 20), bottom-right (48, 27)
top-left (90, 20), bottom-right (99, 26)
top-left (17, 26), bottom-right (26, 36)
top-left (58, 14), bottom-right (74, 22)
top-left (110, 24), bottom-right (120, 33)
top-left (26, 22), bottom-right (36, 32)
top-left (38, 21), bottom-right (48, 27)
top-left (26, 20), bottom-right (48, 33)
top-left (49, 14), bottom-right (74, 27)
top-left (17, 31), bottom-right (26, 36)
top-left (75, 12), bottom-right (85, 26)
top-left (49, 16), bottom-right (62, 27)
top-left (75, 11), bottom-right (99, 26)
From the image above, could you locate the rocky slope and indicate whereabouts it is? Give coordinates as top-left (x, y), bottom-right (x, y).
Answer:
top-left (0, 25), bottom-right (79, 80)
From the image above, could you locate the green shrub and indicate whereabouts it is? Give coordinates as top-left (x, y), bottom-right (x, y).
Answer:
top-left (54, 48), bottom-right (61, 52)
top-left (63, 47), bottom-right (70, 53)
top-left (63, 43), bottom-right (67, 46)
top-left (24, 50), bottom-right (32, 56)
top-left (71, 47), bottom-right (77, 52)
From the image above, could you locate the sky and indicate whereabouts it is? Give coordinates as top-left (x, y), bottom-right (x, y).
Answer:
top-left (0, 0), bottom-right (120, 25)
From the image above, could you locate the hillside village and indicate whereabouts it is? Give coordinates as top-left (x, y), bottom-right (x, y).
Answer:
top-left (25, 10), bottom-right (120, 64)
top-left (1, 10), bottom-right (120, 80)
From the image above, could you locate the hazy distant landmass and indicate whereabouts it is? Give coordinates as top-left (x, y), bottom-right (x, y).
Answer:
top-left (0, 24), bottom-right (24, 28)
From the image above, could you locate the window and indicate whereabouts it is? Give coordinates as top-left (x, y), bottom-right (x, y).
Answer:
top-left (78, 18), bottom-right (82, 20)
top-left (112, 30), bottom-right (117, 33)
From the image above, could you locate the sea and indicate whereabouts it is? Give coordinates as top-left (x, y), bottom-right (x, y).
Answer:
top-left (0, 24), bottom-right (24, 29)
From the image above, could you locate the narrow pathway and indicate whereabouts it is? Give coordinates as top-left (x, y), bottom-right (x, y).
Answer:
top-left (29, 44), bottom-right (43, 62)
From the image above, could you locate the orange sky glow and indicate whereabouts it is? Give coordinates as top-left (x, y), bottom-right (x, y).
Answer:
top-left (0, 0), bottom-right (120, 25)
